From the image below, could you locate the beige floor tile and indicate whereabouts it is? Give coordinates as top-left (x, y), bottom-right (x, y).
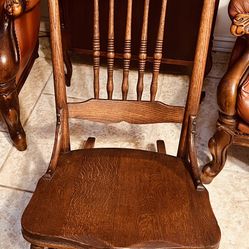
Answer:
top-left (69, 118), bottom-right (182, 155)
top-left (38, 36), bottom-right (51, 60)
top-left (18, 58), bottom-right (52, 123)
top-left (226, 146), bottom-right (249, 173)
top-left (0, 132), bottom-right (13, 168)
top-left (0, 57), bottom-right (52, 134)
top-left (212, 51), bottom-right (231, 64)
top-left (206, 169), bottom-right (249, 249)
top-left (0, 186), bottom-right (31, 249)
top-left (207, 61), bottom-right (228, 79)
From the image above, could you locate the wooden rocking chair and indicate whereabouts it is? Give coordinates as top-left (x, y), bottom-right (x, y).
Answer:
top-left (21, 0), bottom-right (221, 248)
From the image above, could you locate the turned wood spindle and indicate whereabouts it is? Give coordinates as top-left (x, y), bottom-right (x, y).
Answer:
top-left (122, 0), bottom-right (133, 100)
top-left (93, 0), bottom-right (100, 99)
top-left (137, 0), bottom-right (150, 101)
top-left (150, 0), bottom-right (167, 101)
top-left (107, 0), bottom-right (115, 100)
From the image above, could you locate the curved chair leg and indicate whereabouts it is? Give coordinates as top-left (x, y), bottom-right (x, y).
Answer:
top-left (0, 80), bottom-right (27, 151)
top-left (201, 128), bottom-right (233, 184)
top-left (63, 50), bottom-right (72, 87)
top-left (30, 244), bottom-right (44, 249)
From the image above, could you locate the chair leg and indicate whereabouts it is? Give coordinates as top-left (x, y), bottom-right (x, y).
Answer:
top-left (201, 128), bottom-right (233, 184)
top-left (30, 245), bottom-right (44, 249)
top-left (63, 50), bottom-right (72, 87)
top-left (83, 137), bottom-right (96, 149)
top-left (0, 79), bottom-right (27, 151)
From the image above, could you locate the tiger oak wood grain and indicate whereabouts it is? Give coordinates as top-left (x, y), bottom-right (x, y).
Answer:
top-left (22, 149), bottom-right (220, 249)
top-left (68, 99), bottom-right (185, 124)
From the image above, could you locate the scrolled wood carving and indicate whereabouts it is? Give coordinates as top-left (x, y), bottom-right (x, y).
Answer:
top-left (4, 0), bottom-right (26, 17)
top-left (231, 13), bottom-right (249, 36)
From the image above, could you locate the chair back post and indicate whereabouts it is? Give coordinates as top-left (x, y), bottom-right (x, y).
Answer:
top-left (178, 0), bottom-right (216, 158)
top-left (48, 0), bottom-right (70, 152)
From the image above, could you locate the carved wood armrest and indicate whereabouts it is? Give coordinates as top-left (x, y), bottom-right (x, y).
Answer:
top-left (4, 0), bottom-right (40, 17)
top-left (231, 14), bottom-right (249, 37)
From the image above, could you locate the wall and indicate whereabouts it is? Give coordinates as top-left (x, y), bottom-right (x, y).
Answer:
top-left (213, 0), bottom-right (235, 52)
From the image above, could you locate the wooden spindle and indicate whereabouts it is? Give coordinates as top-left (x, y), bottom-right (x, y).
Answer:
top-left (150, 0), bottom-right (167, 101)
top-left (122, 0), bottom-right (133, 100)
top-left (93, 0), bottom-right (100, 99)
top-left (107, 0), bottom-right (115, 100)
top-left (137, 0), bottom-right (150, 101)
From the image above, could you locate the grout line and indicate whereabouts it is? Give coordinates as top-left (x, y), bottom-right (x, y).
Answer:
top-left (43, 92), bottom-right (85, 101)
top-left (42, 93), bottom-right (54, 96)
top-left (0, 147), bottom-right (14, 174)
top-left (0, 129), bottom-right (8, 133)
top-left (206, 75), bottom-right (224, 80)
top-left (22, 71), bottom-right (53, 128)
top-left (0, 184), bottom-right (33, 194)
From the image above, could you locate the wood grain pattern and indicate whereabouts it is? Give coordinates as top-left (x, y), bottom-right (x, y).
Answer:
top-left (156, 140), bottom-right (166, 154)
top-left (122, 0), bottom-right (133, 100)
top-left (107, 0), bottom-right (115, 100)
top-left (48, 0), bottom-right (70, 152)
top-left (68, 99), bottom-right (185, 124)
top-left (150, 0), bottom-right (167, 101)
top-left (22, 149), bottom-right (220, 249)
top-left (83, 137), bottom-right (96, 149)
top-left (136, 0), bottom-right (150, 101)
top-left (93, 0), bottom-right (100, 99)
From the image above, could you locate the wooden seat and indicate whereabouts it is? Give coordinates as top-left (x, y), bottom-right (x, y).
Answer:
top-left (21, 0), bottom-right (221, 248)
top-left (22, 149), bottom-right (220, 249)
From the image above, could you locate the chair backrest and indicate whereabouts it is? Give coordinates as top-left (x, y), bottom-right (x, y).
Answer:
top-left (47, 0), bottom-right (216, 175)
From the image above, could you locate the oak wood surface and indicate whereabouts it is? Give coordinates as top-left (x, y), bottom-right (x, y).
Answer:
top-left (156, 140), bottom-right (166, 154)
top-left (22, 149), bottom-right (220, 249)
top-left (68, 99), bottom-right (185, 124)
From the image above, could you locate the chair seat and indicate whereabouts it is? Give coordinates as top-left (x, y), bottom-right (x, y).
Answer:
top-left (22, 148), bottom-right (220, 249)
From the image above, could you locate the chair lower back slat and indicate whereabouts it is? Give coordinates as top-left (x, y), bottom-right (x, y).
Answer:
top-left (68, 99), bottom-right (185, 124)
top-left (150, 0), bottom-right (167, 101)
top-left (122, 0), bottom-right (133, 100)
top-left (137, 0), bottom-right (150, 101)
top-left (93, 0), bottom-right (100, 99)
top-left (107, 0), bottom-right (115, 100)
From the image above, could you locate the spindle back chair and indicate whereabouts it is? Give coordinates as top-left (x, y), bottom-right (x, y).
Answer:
top-left (21, 0), bottom-right (221, 248)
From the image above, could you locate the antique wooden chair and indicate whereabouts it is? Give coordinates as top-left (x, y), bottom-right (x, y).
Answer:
top-left (21, 0), bottom-right (221, 248)
top-left (202, 0), bottom-right (249, 184)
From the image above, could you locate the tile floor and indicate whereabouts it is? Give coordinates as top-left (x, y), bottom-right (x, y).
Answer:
top-left (0, 36), bottom-right (248, 248)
